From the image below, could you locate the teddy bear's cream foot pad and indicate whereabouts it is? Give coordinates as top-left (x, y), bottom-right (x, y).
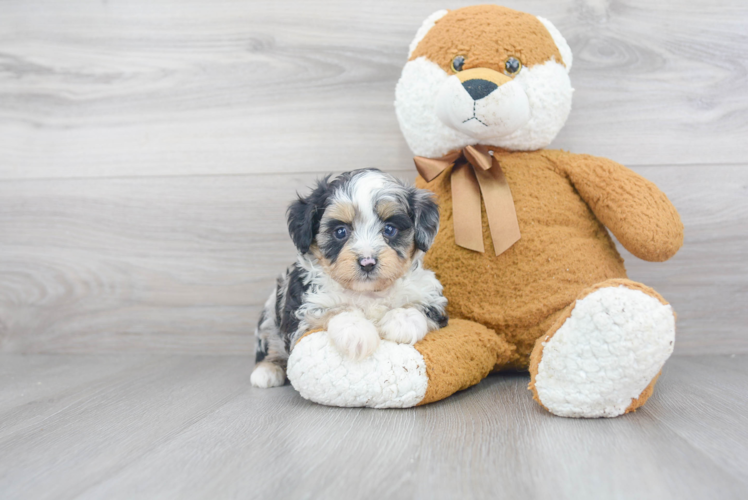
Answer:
top-left (287, 331), bottom-right (429, 408)
top-left (531, 282), bottom-right (675, 418)
top-left (287, 319), bottom-right (505, 408)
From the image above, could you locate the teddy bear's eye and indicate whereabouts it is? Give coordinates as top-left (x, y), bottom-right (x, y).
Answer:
top-left (451, 55), bottom-right (465, 72)
top-left (505, 57), bottom-right (522, 75)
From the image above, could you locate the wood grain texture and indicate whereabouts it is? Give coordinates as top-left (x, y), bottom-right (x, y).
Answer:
top-left (0, 166), bottom-right (745, 355)
top-left (0, 354), bottom-right (746, 500)
top-left (0, 0), bottom-right (746, 180)
top-left (0, 0), bottom-right (746, 354)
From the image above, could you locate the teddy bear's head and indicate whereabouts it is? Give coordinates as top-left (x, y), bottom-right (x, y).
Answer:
top-left (395, 5), bottom-right (573, 157)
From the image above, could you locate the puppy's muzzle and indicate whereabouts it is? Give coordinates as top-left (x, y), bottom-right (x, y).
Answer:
top-left (457, 68), bottom-right (512, 101)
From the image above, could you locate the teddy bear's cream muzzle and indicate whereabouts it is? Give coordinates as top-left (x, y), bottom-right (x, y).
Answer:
top-left (436, 67), bottom-right (531, 141)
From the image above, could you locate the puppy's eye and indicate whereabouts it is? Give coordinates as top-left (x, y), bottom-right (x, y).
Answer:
top-left (333, 226), bottom-right (348, 240)
top-left (383, 223), bottom-right (398, 238)
top-left (451, 55), bottom-right (465, 72)
top-left (504, 57), bottom-right (522, 75)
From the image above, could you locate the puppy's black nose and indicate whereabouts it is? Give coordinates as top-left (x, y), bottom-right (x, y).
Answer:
top-left (358, 256), bottom-right (377, 273)
top-left (462, 79), bottom-right (498, 101)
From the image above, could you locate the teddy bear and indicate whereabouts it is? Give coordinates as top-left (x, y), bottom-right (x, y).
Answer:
top-left (286, 4), bottom-right (683, 418)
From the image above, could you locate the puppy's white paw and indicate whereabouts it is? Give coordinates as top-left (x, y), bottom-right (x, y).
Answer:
top-left (378, 308), bottom-right (429, 345)
top-left (250, 361), bottom-right (286, 388)
top-left (328, 310), bottom-right (380, 361)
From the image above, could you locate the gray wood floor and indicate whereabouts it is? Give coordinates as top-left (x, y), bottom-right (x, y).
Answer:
top-left (0, 354), bottom-right (746, 500)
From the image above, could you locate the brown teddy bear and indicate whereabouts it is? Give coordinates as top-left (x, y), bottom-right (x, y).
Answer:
top-left (287, 5), bottom-right (683, 418)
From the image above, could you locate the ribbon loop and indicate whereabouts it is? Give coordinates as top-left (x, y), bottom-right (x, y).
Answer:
top-left (463, 144), bottom-right (493, 171)
top-left (413, 151), bottom-right (460, 182)
top-left (413, 146), bottom-right (521, 256)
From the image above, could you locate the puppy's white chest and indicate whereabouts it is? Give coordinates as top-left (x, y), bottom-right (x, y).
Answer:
top-left (341, 293), bottom-right (394, 323)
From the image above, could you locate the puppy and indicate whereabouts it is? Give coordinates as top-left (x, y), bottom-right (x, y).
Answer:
top-left (250, 169), bottom-right (448, 388)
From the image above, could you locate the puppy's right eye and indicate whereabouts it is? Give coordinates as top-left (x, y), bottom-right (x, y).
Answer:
top-left (333, 226), bottom-right (348, 240)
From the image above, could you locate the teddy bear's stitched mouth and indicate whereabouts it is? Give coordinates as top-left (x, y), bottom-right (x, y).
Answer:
top-left (462, 102), bottom-right (489, 127)
top-left (434, 74), bottom-right (531, 141)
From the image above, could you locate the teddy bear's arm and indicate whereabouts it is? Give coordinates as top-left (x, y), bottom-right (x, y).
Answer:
top-left (551, 151), bottom-right (684, 262)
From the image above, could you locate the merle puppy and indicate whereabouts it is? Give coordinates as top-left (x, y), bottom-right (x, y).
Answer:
top-left (251, 169), bottom-right (448, 388)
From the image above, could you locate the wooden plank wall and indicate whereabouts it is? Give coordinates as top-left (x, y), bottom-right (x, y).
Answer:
top-left (0, 0), bottom-right (746, 355)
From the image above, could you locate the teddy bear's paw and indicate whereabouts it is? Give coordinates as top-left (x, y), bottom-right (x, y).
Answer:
top-left (327, 310), bottom-right (380, 361)
top-left (287, 330), bottom-right (429, 408)
top-left (378, 308), bottom-right (429, 345)
top-left (534, 285), bottom-right (675, 418)
top-left (250, 361), bottom-right (286, 388)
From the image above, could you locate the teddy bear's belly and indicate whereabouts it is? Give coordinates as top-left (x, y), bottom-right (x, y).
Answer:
top-left (425, 218), bottom-right (627, 367)
top-left (417, 158), bottom-right (629, 367)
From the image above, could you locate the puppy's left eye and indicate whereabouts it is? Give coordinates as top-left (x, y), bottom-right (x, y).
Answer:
top-left (334, 226), bottom-right (348, 240)
top-left (383, 224), bottom-right (398, 238)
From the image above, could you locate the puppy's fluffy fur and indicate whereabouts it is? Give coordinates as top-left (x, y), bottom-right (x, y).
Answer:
top-left (251, 169), bottom-right (448, 388)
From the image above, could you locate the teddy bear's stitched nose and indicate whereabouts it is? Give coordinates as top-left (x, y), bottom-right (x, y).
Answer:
top-left (462, 79), bottom-right (498, 101)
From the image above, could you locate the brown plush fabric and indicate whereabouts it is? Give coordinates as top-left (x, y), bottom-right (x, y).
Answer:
top-left (527, 279), bottom-right (670, 413)
top-left (416, 148), bottom-right (684, 369)
top-left (414, 319), bottom-right (514, 406)
top-left (560, 153), bottom-right (684, 262)
top-left (410, 5), bottom-right (565, 72)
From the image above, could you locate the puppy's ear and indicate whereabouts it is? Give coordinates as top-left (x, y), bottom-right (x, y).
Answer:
top-left (287, 176), bottom-right (333, 254)
top-left (409, 188), bottom-right (440, 252)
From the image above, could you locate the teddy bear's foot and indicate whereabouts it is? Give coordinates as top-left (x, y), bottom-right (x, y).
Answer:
top-left (529, 279), bottom-right (675, 418)
top-left (287, 319), bottom-right (506, 408)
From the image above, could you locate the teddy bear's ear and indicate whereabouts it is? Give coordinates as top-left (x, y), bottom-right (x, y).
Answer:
top-left (408, 10), bottom-right (449, 58)
top-left (537, 16), bottom-right (573, 72)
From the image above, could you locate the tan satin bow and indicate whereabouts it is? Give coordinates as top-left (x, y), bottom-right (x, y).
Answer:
top-left (414, 145), bottom-right (521, 255)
